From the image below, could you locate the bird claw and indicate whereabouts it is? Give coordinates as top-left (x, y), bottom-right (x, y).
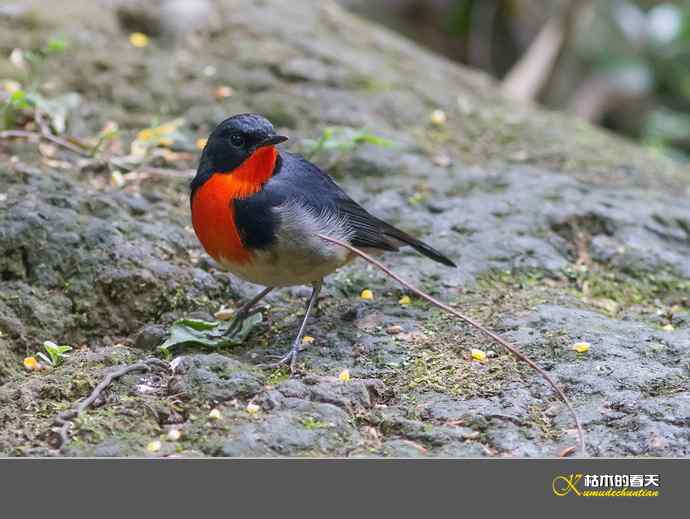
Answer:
top-left (259, 343), bottom-right (302, 373)
top-left (224, 305), bottom-right (268, 337)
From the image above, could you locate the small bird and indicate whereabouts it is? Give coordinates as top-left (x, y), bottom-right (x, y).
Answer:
top-left (191, 113), bottom-right (455, 370)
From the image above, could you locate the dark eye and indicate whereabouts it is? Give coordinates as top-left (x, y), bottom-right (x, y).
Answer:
top-left (230, 134), bottom-right (245, 147)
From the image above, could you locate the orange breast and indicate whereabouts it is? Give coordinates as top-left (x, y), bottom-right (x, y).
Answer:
top-left (191, 146), bottom-right (277, 265)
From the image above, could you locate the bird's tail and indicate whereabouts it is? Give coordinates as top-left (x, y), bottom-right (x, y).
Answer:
top-left (381, 223), bottom-right (456, 268)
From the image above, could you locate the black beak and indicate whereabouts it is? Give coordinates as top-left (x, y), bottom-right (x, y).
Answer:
top-left (257, 135), bottom-right (288, 148)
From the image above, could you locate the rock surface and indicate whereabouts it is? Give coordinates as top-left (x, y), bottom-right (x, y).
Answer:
top-left (0, 0), bottom-right (688, 457)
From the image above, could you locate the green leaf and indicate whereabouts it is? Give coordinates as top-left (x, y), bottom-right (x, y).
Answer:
top-left (174, 318), bottom-right (219, 331)
top-left (36, 351), bottom-right (53, 366)
top-left (41, 340), bottom-right (72, 366)
top-left (45, 38), bottom-right (68, 54)
top-left (8, 90), bottom-right (31, 109)
top-left (159, 313), bottom-right (262, 353)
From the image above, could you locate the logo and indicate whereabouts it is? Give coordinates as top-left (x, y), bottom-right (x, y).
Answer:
top-left (552, 473), bottom-right (660, 497)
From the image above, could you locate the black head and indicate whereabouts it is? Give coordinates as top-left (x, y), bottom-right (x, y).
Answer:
top-left (191, 113), bottom-right (287, 195)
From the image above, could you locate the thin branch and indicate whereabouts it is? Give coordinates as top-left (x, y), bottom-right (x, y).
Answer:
top-left (50, 358), bottom-right (169, 451)
top-left (0, 130), bottom-right (194, 178)
top-left (317, 233), bottom-right (586, 457)
top-left (0, 129), bottom-right (91, 157)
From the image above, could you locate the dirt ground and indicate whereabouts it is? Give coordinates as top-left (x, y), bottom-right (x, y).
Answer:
top-left (0, 0), bottom-right (688, 457)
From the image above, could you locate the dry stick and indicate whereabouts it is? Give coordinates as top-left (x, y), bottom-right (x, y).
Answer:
top-left (317, 233), bottom-right (586, 456)
top-left (0, 130), bottom-right (195, 178)
top-left (51, 358), bottom-right (169, 451)
top-left (0, 129), bottom-right (91, 157)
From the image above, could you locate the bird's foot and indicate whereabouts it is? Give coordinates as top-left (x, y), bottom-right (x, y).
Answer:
top-left (260, 340), bottom-right (303, 374)
top-left (224, 305), bottom-right (268, 337)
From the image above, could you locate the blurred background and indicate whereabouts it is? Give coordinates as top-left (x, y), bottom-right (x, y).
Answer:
top-left (341, 0), bottom-right (690, 162)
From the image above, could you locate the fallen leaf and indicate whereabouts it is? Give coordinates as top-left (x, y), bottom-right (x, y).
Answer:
top-left (559, 446), bottom-right (577, 458)
top-left (208, 409), bottom-right (222, 420)
top-left (214, 307), bottom-right (235, 321)
top-left (360, 289), bottom-right (374, 300)
top-left (301, 335), bottom-right (315, 345)
top-left (338, 369), bottom-right (351, 382)
top-left (399, 295), bottom-right (412, 305)
top-left (159, 314), bottom-right (261, 353)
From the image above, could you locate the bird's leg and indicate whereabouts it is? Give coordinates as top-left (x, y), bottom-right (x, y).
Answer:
top-left (225, 286), bottom-right (274, 336)
top-left (274, 280), bottom-right (322, 372)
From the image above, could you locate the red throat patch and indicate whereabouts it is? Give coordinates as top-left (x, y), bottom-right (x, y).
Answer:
top-left (191, 146), bottom-right (278, 265)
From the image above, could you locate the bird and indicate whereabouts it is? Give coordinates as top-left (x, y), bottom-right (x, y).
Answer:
top-left (190, 113), bottom-right (456, 370)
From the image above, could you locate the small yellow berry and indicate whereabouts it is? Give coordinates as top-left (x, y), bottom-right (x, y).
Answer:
top-left (470, 349), bottom-right (487, 362)
top-left (360, 289), bottom-right (374, 300)
top-left (399, 295), bottom-right (412, 305)
top-left (338, 369), bottom-right (350, 382)
top-left (23, 356), bottom-right (39, 371)
top-left (208, 409), bottom-right (222, 420)
top-left (129, 32), bottom-right (150, 48)
top-left (572, 342), bottom-right (591, 353)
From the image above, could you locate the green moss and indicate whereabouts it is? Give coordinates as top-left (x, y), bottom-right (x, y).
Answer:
top-left (301, 416), bottom-right (330, 430)
top-left (564, 265), bottom-right (690, 315)
top-left (266, 368), bottom-right (290, 386)
top-left (527, 403), bottom-right (562, 442)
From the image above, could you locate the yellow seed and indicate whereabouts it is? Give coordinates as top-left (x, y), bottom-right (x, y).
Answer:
top-left (23, 356), bottom-right (39, 371)
top-left (146, 440), bottom-right (161, 452)
top-left (208, 409), bottom-right (222, 420)
top-left (338, 369), bottom-right (350, 382)
top-left (301, 335), bottom-right (315, 345)
top-left (360, 289), bottom-right (374, 300)
top-left (167, 429), bottom-right (182, 441)
top-left (430, 109), bottom-right (447, 126)
top-left (195, 137), bottom-right (208, 150)
top-left (129, 32), bottom-right (150, 48)
top-left (399, 295), bottom-right (412, 305)
top-left (470, 349), bottom-right (487, 362)
top-left (572, 342), bottom-right (590, 353)
top-left (246, 403), bottom-right (260, 414)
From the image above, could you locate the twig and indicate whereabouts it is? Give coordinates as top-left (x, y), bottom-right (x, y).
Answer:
top-left (317, 233), bottom-right (586, 457)
top-left (0, 129), bottom-right (194, 178)
top-left (0, 129), bottom-right (91, 157)
top-left (50, 358), bottom-right (169, 451)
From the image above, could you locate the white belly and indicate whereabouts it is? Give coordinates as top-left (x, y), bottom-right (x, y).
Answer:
top-left (219, 200), bottom-right (354, 287)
